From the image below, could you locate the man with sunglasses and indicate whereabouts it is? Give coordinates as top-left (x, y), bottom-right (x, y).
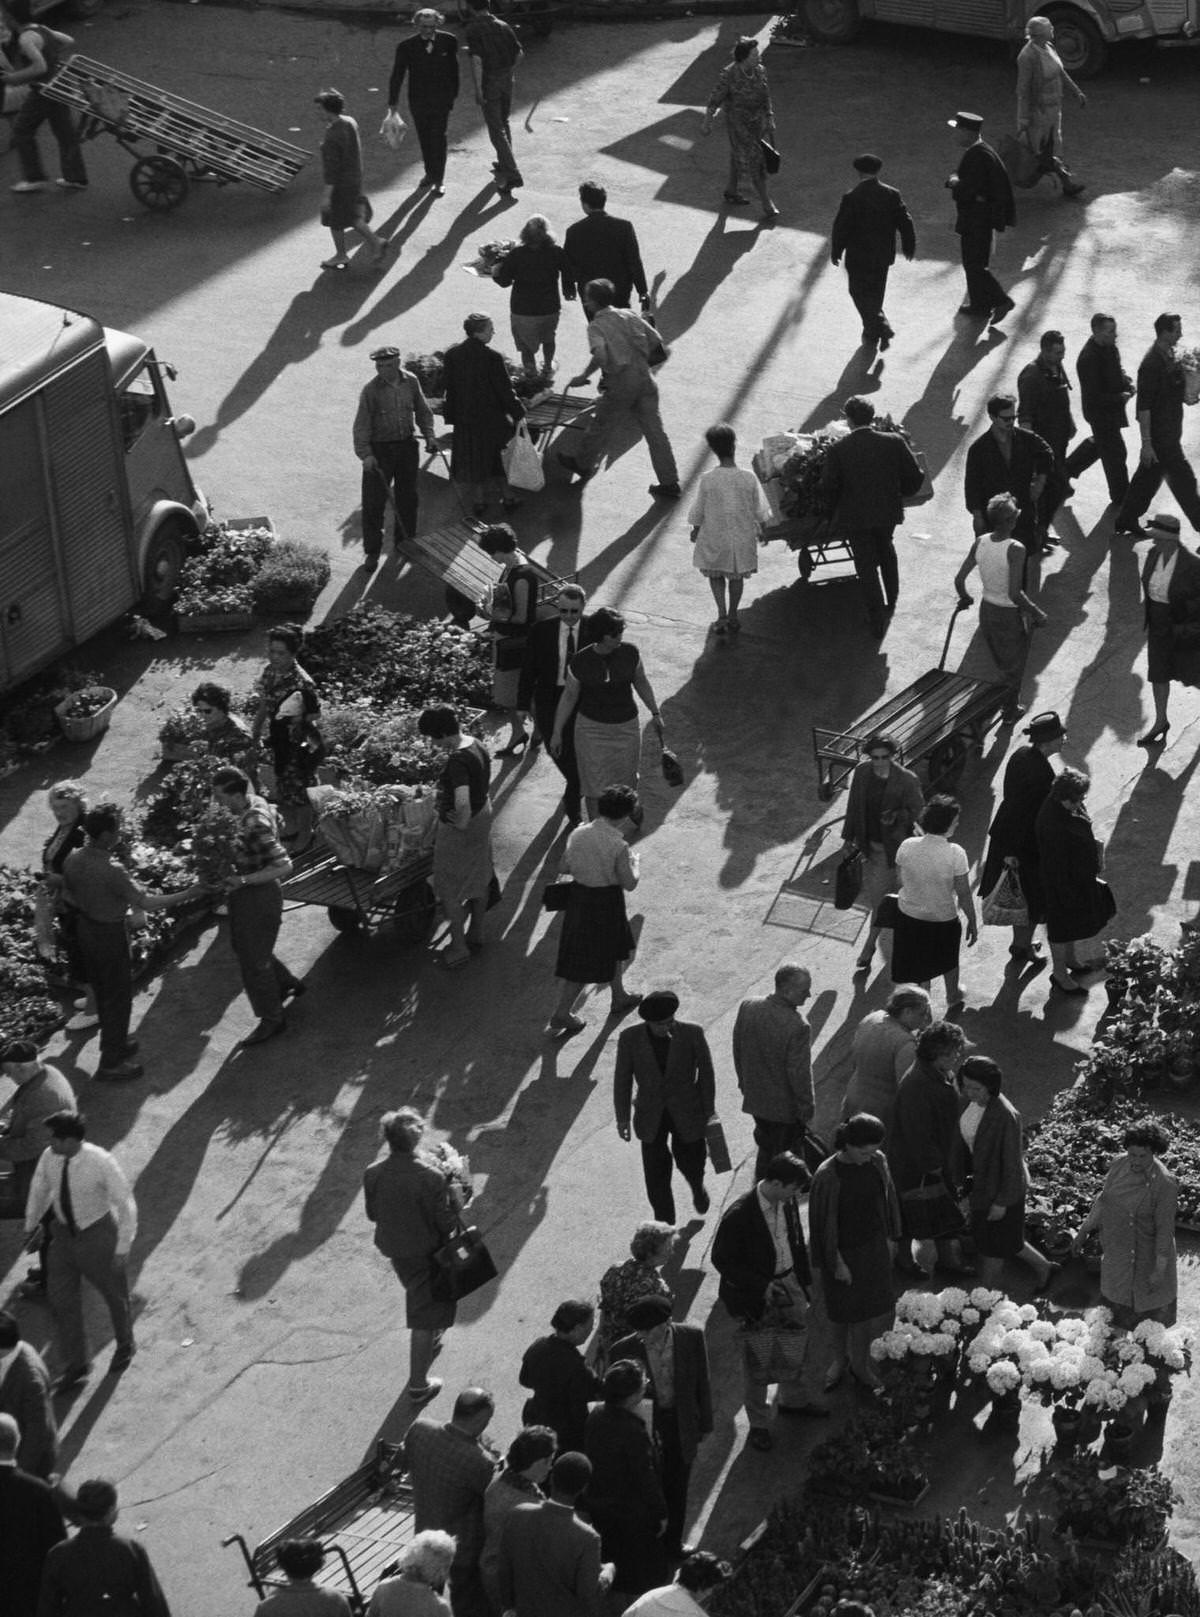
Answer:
top-left (963, 394), bottom-right (1054, 556)
top-left (518, 586), bottom-right (593, 825)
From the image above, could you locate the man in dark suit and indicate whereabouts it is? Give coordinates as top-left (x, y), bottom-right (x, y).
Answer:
top-left (0, 1412), bottom-right (66, 1617)
top-left (821, 395), bottom-right (925, 637)
top-left (1114, 312), bottom-right (1200, 538)
top-left (517, 585), bottom-right (592, 824)
top-left (946, 110), bottom-right (1016, 323)
top-left (964, 393), bottom-right (1054, 554)
top-left (830, 152), bottom-right (916, 350)
top-left (498, 1451), bottom-right (612, 1617)
top-left (614, 990), bottom-right (716, 1223)
top-left (1018, 329), bottom-right (1078, 524)
top-left (1063, 312), bottom-right (1134, 505)
top-left (563, 180), bottom-right (648, 311)
top-left (38, 1477), bottom-right (171, 1617)
top-left (712, 1152), bottom-right (828, 1451)
top-left (610, 1294), bottom-right (713, 1554)
top-left (387, 8), bottom-right (460, 194)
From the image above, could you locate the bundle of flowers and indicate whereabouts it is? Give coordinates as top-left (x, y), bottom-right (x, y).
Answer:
top-left (174, 580), bottom-right (255, 618)
top-left (351, 714), bottom-right (444, 788)
top-left (189, 520), bottom-right (277, 574)
top-left (189, 808), bottom-right (243, 888)
top-left (466, 236), bottom-right (517, 276)
top-left (775, 421), bottom-right (848, 524)
top-left (1178, 343), bottom-right (1200, 404)
top-left (251, 542), bottom-right (331, 616)
top-left (426, 1140), bottom-right (474, 1211)
top-left (138, 757), bottom-right (227, 848)
top-left (58, 687), bottom-right (114, 721)
top-left (158, 703), bottom-right (208, 752)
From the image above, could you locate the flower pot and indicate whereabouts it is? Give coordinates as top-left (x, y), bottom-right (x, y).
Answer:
top-left (1052, 1405), bottom-right (1084, 1450)
top-left (987, 1386), bottom-right (1022, 1426)
top-left (177, 610), bottom-right (257, 635)
top-left (1102, 1418), bottom-right (1134, 1466)
top-left (55, 686), bottom-right (117, 743)
top-left (1042, 1230), bottom-right (1074, 1263)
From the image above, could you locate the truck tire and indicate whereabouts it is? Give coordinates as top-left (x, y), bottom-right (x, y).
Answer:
top-left (801, 0), bottom-right (860, 44)
top-left (1044, 7), bottom-right (1107, 77)
top-left (142, 522), bottom-right (187, 614)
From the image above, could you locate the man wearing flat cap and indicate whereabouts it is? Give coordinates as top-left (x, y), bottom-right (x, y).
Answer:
top-left (614, 992), bottom-right (716, 1224)
top-left (946, 111), bottom-right (1016, 324)
top-left (353, 347), bottom-right (439, 570)
top-left (610, 1294), bottom-right (713, 1555)
top-left (830, 153), bottom-right (916, 351)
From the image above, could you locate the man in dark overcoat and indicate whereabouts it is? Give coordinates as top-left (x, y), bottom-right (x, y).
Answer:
top-left (946, 110), bottom-right (1016, 322)
top-left (563, 179), bottom-right (649, 312)
top-left (830, 152), bottom-right (916, 350)
top-left (387, 7), bottom-right (460, 193)
top-left (964, 393), bottom-right (1054, 554)
top-left (1063, 313), bottom-right (1134, 505)
top-left (1018, 329), bottom-right (1078, 525)
top-left (517, 584), bottom-right (594, 825)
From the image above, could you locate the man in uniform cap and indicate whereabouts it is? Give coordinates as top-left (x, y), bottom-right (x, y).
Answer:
top-left (614, 991), bottom-right (717, 1223)
top-left (830, 152), bottom-right (916, 351)
top-left (946, 111), bottom-right (1016, 324)
top-left (353, 348), bottom-right (438, 571)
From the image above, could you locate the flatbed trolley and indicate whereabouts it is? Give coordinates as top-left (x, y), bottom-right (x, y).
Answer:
top-left (41, 55), bottom-right (310, 211)
top-left (224, 1441), bottom-right (413, 1615)
top-left (397, 518), bottom-right (570, 622)
top-left (812, 605), bottom-right (1008, 800)
top-left (280, 844), bottom-right (436, 940)
top-left (522, 390), bottom-right (598, 458)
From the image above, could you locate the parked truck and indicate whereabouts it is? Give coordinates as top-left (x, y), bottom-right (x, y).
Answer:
top-left (0, 291), bottom-right (205, 694)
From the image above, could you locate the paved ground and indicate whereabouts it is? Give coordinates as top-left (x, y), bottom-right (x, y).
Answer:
top-left (2, 4), bottom-right (1200, 1608)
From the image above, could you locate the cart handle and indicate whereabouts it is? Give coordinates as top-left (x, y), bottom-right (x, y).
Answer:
top-left (220, 1533), bottom-right (268, 1599)
top-left (937, 601), bottom-right (969, 674)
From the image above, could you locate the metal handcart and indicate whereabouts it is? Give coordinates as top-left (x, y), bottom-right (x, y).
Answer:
top-left (523, 390), bottom-right (598, 459)
top-left (752, 441), bottom-right (857, 584)
top-left (812, 605), bottom-right (1008, 800)
top-left (224, 1441), bottom-right (414, 1614)
top-left (280, 843), bottom-right (436, 940)
top-left (41, 55), bottom-right (310, 211)
top-left (396, 517), bottom-right (571, 623)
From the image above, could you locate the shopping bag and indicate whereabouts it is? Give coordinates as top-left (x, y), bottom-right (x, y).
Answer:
top-left (740, 1318), bottom-right (808, 1384)
top-left (705, 1117), bottom-right (732, 1174)
top-left (981, 858), bottom-right (1028, 927)
top-left (431, 1223), bottom-right (498, 1302)
top-left (834, 851), bottom-right (864, 910)
top-left (502, 420), bottom-right (546, 492)
top-left (660, 748), bottom-right (684, 789)
top-left (380, 110), bottom-right (407, 151)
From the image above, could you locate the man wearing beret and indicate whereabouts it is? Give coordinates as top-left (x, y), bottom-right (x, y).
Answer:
top-left (830, 153), bottom-right (916, 352)
top-left (610, 1294), bottom-right (713, 1555)
top-left (946, 111), bottom-right (1016, 324)
top-left (353, 347), bottom-right (439, 571)
top-left (614, 991), bottom-right (716, 1223)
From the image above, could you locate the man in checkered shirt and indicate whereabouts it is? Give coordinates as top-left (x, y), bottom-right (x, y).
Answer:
top-left (405, 1387), bottom-right (499, 1616)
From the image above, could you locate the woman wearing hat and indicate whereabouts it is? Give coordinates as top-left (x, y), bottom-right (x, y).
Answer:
top-left (1034, 767), bottom-right (1113, 994)
top-left (978, 708), bottom-right (1064, 967)
top-left (1137, 512), bottom-right (1200, 747)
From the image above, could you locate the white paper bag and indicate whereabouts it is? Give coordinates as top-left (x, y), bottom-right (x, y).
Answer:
top-left (502, 419), bottom-right (545, 492)
top-left (380, 110), bottom-right (407, 152)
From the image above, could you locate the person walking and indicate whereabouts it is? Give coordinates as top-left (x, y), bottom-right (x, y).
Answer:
top-left (497, 1452), bottom-right (613, 1617)
top-left (614, 991), bottom-right (716, 1223)
top-left (1114, 313), bottom-right (1200, 538)
top-left (1134, 512), bottom-right (1200, 747)
top-left (362, 1108), bottom-right (460, 1407)
top-left (1, 0), bottom-right (86, 193)
top-left (955, 1056), bottom-right (1057, 1292)
top-left (353, 347), bottom-right (439, 569)
top-left (563, 180), bottom-right (649, 312)
top-left (610, 1294), bottom-right (713, 1556)
top-left (0, 1412), bottom-right (65, 1617)
top-left (1035, 767), bottom-right (1114, 994)
top-left (891, 797), bottom-right (978, 1012)
top-left (476, 525), bottom-right (539, 754)
top-left (23, 1111), bottom-right (137, 1388)
top-left (0, 1313), bottom-right (57, 1479)
top-left (841, 987), bottom-right (931, 1140)
top-left (887, 1022), bottom-right (970, 1278)
top-left (551, 608), bottom-right (666, 817)
top-left (731, 964), bottom-right (815, 1180)
top-left (442, 314), bottom-right (524, 519)
top-left (821, 396), bottom-right (926, 637)
top-left (314, 89), bottom-right (387, 271)
top-left (945, 111), bottom-right (1016, 323)
top-left (953, 492), bottom-right (1048, 725)
top-left (387, 8), bottom-right (459, 195)
top-left (1017, 330), bottom-right (1078, 524)
top-left (37, 1478), bottom-right (172, 1617)
top-left (687, 422), bottom-right (772, 634)
top-left (1071, 1121), bottom-right (1178, 1328)
top-left (518, 585), bottom-right (594, 825)
top-left (841, 735), bottom-right (924, 974)
top-left (404, 1388), bottom-right (499, 1617)
top-left (595, 1223), bottom-right (676, 1369)
top-left (1015, 15), bottom-right (1087, 197)
top-left (830, 153), bottom-right (916, 350)
top-left (1063, 313), bottom-right (1134, 505)
top-left (462, 0), bottom-right (523, 196)
top-left (977, 709), bottom-right (1065, 968)
top-left (60, 804), bottom-right (198, 1082)
top-left (711, 1152), bottom-right (830, 1453)
top-left (963, 394), bottom-right (1054, 556)
top-left (550, 784), bottom-right (642, 1036)
top-left (492, 214), bottom-right (576, 381)
top-left (419, 706), bottom-right (496, 968)
top-left (701, 37), bottom-right (778, 222)
top-left (209, 766), bottom-right (305, 1047)
top-left (0, 1039), bottom-right (75, 1222)
top-left (518, 1300), bottom-right (602, 1454)
top-left (561, 280), bottom-right (681, 500)
top-left (583, 1361), bottom-right (671, 1601)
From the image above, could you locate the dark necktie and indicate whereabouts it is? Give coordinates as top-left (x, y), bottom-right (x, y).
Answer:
top-left (60, 1158), bottom-right (79, 1236)
top-left (567, 625), bottom-right (577, 663)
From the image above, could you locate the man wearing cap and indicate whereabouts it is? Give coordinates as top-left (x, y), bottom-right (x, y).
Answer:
top-left (614, 992), bottom-right (716, 1223)
top-left (978, 709), bottom-right (1065, 968)
top-left (353, 348), bottom-right (439, 569)
top-left (830, 153), bottom-right (916, 351)
top-left (732, 965), bottom-right (815, 1181)
top-left (1063, 313), bottom-right (1134, 506)
top-left (387, 9), bottom-right (459, 195)
top-left (1114, 313), bottom-right (1200, 539)
top-left (610, 1295), bottom-right (712, 1555)
top-left (1136, 512), bottom-right (1200, 748)
top-left (946, 111), bottom-right (1016, 323)
top-left (712, 1152), bottom-right (828, 1450)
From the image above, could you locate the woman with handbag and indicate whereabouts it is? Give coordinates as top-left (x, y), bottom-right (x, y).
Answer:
top-left (441, 313), bottom-right (525, 519)
top-left (250, 625), bottom-right (322, 852)
top-left (700, 37), bottom-right (779, 222)
top-left (1034, 766), bottom-right (1114, 995)
top-left (887, 1021), bottom-right (971, 1278)
top-left (1135, 512), bottom-right (1200, 748)
top-left (419, 705), bottom-right (496, 969)
top-left (955, 1056), bottom-right (1057, 1292)
top-left (978, 709), bottom-right (1064, 968)
top-left (476, 524), bottom-right (539, 756)
top-left (841, 733), bottom-right (924, 976)
top-left (891, 797), bottom-right (977, 1014)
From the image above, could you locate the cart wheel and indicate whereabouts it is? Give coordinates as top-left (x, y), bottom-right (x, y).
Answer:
top-left (796, 546), bottom-right (815, 581)
top-left (327, 906), bottom-right (364, 934)
top-left (927, 734), bottom-right (969, 787)
top-left (130, 155), bottom-right (189, 212)
top-left (393, 880), bottom-right (436, 946)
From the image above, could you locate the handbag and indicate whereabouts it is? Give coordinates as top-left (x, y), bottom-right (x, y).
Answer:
top-left (705, 1117), bottom-right (732, 1174)
top-left (502, 420), bottom-right (546, 493)
top-left (759, 138), bottom-right (782, 175)
top-left (740, 1315), bottom-right (808, 1384)
top-left (542, 880), bottom-right (573, 912)
top-left (980, 858), bottom-right (1029, 928)
top-left (661, 748), bottom-right (684, 789)
top-left (431, 1222), bottom-right (498, 1303)
top-left (834, 851), bottom-right (864, 910)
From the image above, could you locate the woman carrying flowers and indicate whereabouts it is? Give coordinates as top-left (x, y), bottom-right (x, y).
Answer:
top-left (250, 625), bottom-right (322, 852)
top-left (1072, 1121), bottom-right (1178, 1328)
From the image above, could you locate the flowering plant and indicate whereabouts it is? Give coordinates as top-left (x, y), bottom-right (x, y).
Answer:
top-left (190, 808), bottom-right (243, 888)
top-left (426, 1141), bottom-right (474, 1212)
top-left (158, 703), bottom-right (208, 750)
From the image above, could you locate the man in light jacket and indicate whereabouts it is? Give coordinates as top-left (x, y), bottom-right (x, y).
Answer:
top-left (732, 965), bottom-right (814, 1179)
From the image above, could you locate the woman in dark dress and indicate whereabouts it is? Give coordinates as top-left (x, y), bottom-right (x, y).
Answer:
top-left (477, 524), bottom-right (539, 755)
top-left (978, 709), bottom-right (1064, 967)
top-left (808, 1113), bottom-right (901, 1391)
top-left (190, 682), bottom-right (253, 764)
top-left (418, 705), bottom-right (494, 969)
top-left (841, 733), bottom-right (924, 976)
top-left (251, 625), bottom-right (321, 848)
top-left (518, 1299), bottom-right (602, 1452)
top-left (887, 1020), bottom-right (969, 1277)
top-left (442, 313), bottom-right (524, 518)
top-left (315, 88), bottom-right (386, 270)
top-left (584, 1359), bottom-right (671, 1600)
top-left (955, 1056), bottom-right (1056, 1292)
top-left (1034, 766), bottom-right (1114, 996)
top-left (1136, 511), bottom-right (1200, 747)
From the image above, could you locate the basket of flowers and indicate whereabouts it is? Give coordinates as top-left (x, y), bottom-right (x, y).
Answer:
top-left (55, 686), bottom-right (118, 743)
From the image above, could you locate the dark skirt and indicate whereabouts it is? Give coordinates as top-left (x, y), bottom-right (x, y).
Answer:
top-left (970, 1199), bottom-right (1026, 1259)
top-left (391, 1256), bottom-right (457, 1331)
top-left (326, 183), bottom-right (366, 230)
top-left (900, 1176), bottom-right (965, 1241)
top-left (1146, 599), bottom-right (1177, 686)
top-left (450, 424), bottom-right (508, 486)
top-left (555, 884), bottom-right (634, 984)
top-left (891, 911), bottom-right (961, 983)
top-left (822, 1236), bottom-right (896, 1324)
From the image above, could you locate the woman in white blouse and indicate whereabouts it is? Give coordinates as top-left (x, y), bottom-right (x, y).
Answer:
top-left (687, 423), bottom-right (771, 636)
top-left (890, 797), bottom-right (977, 1013)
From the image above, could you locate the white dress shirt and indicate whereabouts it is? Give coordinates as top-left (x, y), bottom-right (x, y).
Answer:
top-left (24, 1142), bottom-right (138, 1254)
top-left (1148, 549), bottom-right (1178, 604)
top-left (756, 1185), bottom-right (794, 1276)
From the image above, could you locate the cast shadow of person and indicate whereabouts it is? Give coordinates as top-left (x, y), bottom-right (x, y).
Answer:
top-left (1060, 537), bottom-right (1149, 758)
top-left (649, 215), bottom-right (772, 348)
top-left (901, 320), bottom-right (1008, 487)
top-left (1101, 753), bottom-right (1200, 941)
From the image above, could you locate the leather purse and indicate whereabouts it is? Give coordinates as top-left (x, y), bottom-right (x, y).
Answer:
top-left (542, 881), bottom-right (572, 911)
top-left (431, 1222), bottom-right (498, 1303)
top-left (759, 138), bottom-right (781, 175)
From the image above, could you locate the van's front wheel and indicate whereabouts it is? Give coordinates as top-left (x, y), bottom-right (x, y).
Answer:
top-left (142, 523), bottom-right (186, 615)
top-left (1044, 7), bottom-right (1106, 76)
top-left (801, 0), bottom-right (860, 43)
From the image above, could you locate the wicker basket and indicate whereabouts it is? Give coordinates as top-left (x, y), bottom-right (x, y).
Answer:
top-left (55, 687), bottom-right (117, 743)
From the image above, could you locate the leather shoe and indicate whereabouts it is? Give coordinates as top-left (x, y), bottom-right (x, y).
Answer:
top-left (989, 296), bottom-right (1016, 323)
top-left (747, 1426), bottom-right (773, 1452)
top-left (95, 1059), bottom-right (144, 1082)
top-left (241, 1018), bottom-right (285, 1046)
top-left (405, 1377), bottom-right (443, 1406)
top-left (109, 1343), bottom-right (136, 1375)
top-left (692, 1183), bottom-right (710, 1215)
top-left (53, 1363), bottom-right (91, 1393)
top-left (648, 483), bottom-right (682, 500)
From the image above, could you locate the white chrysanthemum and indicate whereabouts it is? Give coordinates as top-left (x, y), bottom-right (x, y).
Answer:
top-left (970, 1287), bottom-right (1004, 1310)
top-left (960, 1306), bottom-right (980, 1326)
top-left (1078, 1354), bottom-right (1107, 1383)
top-left (1105, 1386), bottom-right (1128, 1412)
top-left (939, 1286), bottom-right (969, 1314)
top-left (986, 1361), bottom-right (1021, 1394)
top-left (1050, 1359), bottom-right (1081, 1390)
top-left (942, 1318), bottom-right (962, 1337)
top-left (1028, 1320), bottom-right (1057, 1343)
top-left (930, 1332), bottom-right (958, 1357)
top-left (1117, 1364), bottom-right (1156, 1395)
top-left (1028, 1357), bottom-right (1055, 1384)
top-left (1082, 1377), bottom-right (1113, 1407)
top-left (968, 1354), bottom-right (990, 1375)
top-left (1056, 1317), bottom-right (1087, 1344)
top-left (1114, 1338), bottom-right (1144, 1363)
top-left (1018, 1303), bottom-right (1038, 1323)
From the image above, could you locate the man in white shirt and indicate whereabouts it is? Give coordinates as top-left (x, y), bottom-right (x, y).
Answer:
top-left (23, 1111), bottom-right (138, 1388)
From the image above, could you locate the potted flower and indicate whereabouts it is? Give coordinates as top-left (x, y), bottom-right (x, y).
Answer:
top-left (158, 703), bottom-right (209, 763)
top-left (251, 541), bottom-right (332, 617)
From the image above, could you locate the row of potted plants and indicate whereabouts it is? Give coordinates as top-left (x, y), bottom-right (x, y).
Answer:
top-left (1087, 932), bottom-right (1200, 1100)
top-left (174, 520), bottom-right (330, 630)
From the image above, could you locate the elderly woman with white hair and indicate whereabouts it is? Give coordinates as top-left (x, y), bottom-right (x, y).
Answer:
top-left (492, 214), bottom-right (575, 380)
top-left (368, 1531), bottom-right (456, 1617)
top-left (1015, 15), bottom-right (1087, 196)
